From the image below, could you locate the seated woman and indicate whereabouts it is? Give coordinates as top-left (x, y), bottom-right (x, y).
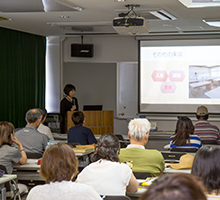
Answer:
top-left (170, 116), bottom-right (202, 151)
top-left (0, 121), bottom-right (27, 174)
top-left (139, 173), bottom-right (207, 200)
top-left (191, 146), bottom-right (220, 200)
top-left (76, 133), bottom-right (138, 196)
top-left (26, 143), bottom-right (101, 200)
top-left (67, 111), bottom-right (97, 146)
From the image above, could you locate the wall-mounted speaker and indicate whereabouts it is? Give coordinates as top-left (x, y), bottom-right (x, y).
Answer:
top-left (71, 43), bottom-right (94, 57)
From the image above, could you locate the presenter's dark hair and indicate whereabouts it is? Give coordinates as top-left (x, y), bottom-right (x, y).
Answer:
top-left (91, 133), bottom-right (120, 162)
top-left (71, 111), bottom-right (84, 126)
top-left (196, 114), bottom-right (209, 120)
top-left (172, 116), bottom-right (194, 146)
top-left (191, 146), bottom-right (220, 194)
top-left (26, 108), bottom-right (42, 124)
top-left (139, 173), bottom-right (207, 200)
top-left (63, 84), bottom-right (76, 95)
top-left (0, 121), bottom-right (14, 147)
top-left (40, 143), bottom-right (78, 183)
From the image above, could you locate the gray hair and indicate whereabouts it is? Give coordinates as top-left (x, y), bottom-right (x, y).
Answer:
top-left (26, 108), bottom-right (42, 124)
top-left (128, 118), bottom-right (151, 141)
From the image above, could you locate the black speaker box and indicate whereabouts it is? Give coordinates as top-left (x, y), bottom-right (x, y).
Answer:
top-left (71, 43), bottom-right (94, 57)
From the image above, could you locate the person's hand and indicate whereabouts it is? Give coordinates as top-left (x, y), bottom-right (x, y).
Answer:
top-left (13, 138), bottom-right (22, 149)
top-left (71, 105), bottom-right (77, 111)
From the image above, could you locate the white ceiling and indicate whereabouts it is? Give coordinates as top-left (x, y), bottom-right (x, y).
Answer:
top-left (0, 0), bottom-right (220, 37)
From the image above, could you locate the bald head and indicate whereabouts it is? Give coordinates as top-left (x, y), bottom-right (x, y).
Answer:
top-left (26, 108), bottom-right (42, 128)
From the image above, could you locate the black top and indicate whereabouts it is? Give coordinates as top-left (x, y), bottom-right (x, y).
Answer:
top-left (67, 125), bottom-right (97, 145)
top-left (60, 97), bottom-right (79, 133)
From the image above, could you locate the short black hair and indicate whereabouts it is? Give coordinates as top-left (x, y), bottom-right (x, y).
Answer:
top-left (63, 84), bottom-right (76, 96)
top-left (191, 146), bottom-right (220, 194)
top-left (38, 107), bottom-right (47, 119)
top-left (71, 111), bottom-right (84, 126)
top-left (196, 114), bottom-right (209, 120)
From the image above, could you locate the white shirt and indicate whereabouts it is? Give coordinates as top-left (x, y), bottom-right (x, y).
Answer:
top-left (26, 181), bottom-right (102, 200)
top-left (77, 159), bottom-right (132, 196)
top-left (126, 144), bottom-right (145, 149)
top-left (37, 123), bottom-right (54, 142)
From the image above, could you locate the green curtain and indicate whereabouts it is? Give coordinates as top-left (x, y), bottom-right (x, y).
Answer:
top-left (0, 27), bottom-right (46, 128)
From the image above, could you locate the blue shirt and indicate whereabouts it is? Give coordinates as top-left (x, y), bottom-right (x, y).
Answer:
top-left (67, 125), bottom-right (97, 145)
top-left (170, 135), bottom-right (202, 149)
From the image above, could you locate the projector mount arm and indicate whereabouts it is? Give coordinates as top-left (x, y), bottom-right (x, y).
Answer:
top-left (118, 4), bottom-right (140, 18)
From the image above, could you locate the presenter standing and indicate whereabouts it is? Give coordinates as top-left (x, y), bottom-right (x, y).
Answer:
top-left (60, 84), bottom-right (79, 133)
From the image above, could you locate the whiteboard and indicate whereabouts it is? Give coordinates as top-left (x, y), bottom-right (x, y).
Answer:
top-left (117, 62), bottom-right (138, 119)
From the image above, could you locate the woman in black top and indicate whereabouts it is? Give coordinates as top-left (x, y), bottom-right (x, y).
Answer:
top-left (60, 84), bottom-right (79, 133)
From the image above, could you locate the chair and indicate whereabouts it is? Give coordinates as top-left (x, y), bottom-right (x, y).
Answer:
top-left (26, 152), bottom-right (43, 159)
top-left (115, 134), bottom-right (129, 148)
top-left (133, 172), bottom-right (151, 179)
top-left (103, 196), bottom-right (131, 200)
top-left (201, 140), bottom-right (217, 145)
top-left (161, 151), bottom-right (187, 163)
top-left (0, 165), bottom-right (28, 200)
top-left (170, 147), bottom-right (198, 153)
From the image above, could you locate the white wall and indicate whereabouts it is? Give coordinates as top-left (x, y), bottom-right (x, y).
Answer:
top-left (47, 35), bottom-right (220, 135)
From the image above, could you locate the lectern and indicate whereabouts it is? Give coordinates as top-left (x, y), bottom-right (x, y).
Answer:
top-left (66, 111), bottom-right (114, 135)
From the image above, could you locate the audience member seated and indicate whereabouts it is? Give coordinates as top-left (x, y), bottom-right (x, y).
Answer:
top-left (15, 108), bottom-right (49, 153)
top-left (37, 107), bottom-right (54, 142)
top-left (76, 133), bottom-right (138, 196)
top-left (194, 106), bottom-right (220, 144)
top-left (0, 121), bottom-right (27, 174)
top-left (170, 116), bottom-right (202, 151)
top-left (26, 143), bottom-right (101, 200)
top-left (67, 111), bottom-right (97, 146)
top-left (139, 173), bottom-right (207, 200)
top-left (118, 118), bottom-right (165, 177)
top-left (191, 146), bottom-right (220, 200)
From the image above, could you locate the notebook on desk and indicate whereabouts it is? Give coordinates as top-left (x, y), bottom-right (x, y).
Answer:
top-left (72, 148), bottom-right (94, 153)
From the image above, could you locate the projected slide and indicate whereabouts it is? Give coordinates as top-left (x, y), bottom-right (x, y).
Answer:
top-left (139, 41), bottom-right (220, 114)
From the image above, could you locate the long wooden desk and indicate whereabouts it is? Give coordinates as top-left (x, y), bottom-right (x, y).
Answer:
top-left (189, 81), bottom-right (211, 96)
top-left (205, 87), bottom-right (220, 98)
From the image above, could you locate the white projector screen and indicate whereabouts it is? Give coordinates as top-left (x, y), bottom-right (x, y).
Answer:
top-left (139, 39), bottom-right (220, 114)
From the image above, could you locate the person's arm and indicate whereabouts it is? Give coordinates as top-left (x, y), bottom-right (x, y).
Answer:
top-left (13, 138), bottom-right (27, 165)
top-left (126, 172), bottom-right (138, 193)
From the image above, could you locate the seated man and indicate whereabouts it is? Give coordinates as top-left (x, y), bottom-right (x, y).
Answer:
top-left (194, 106), bottom-right (220, 144)
top-left (118, 118), bottom-right (165, 177)
top-left (15, 108), bottom-right (49, 153)
top-left (67, 111), bottom-right (97, 145)
top-left (37, 107), bottom-right (54, 142)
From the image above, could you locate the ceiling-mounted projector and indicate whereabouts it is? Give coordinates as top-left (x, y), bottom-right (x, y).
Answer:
top-left (112, 16), bottom-right (150, 35)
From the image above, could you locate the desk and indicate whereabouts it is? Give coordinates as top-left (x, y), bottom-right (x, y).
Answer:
top-left (205, 87), bottom-right (220, 98)
top-left (0, 174), bottom-right (17, 200)
top-left (189, 81), bottom-right (212, 96)
top-left (52, 133), bottom-right (67, 141)
top-left (189, 80), bottom-right (199, 84)
top-left (213, 78), bottom-right (220, 86)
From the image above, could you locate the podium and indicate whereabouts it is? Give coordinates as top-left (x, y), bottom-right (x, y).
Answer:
top-left (66, 111), bottom-right (114, 135)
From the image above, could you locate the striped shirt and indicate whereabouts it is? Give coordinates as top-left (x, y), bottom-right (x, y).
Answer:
top-left (194, 121), bottom-right (220, 144)
top-left (170, 135), bottom-right (202, 149)
top-left (206, 191), bottom-right (220, 200)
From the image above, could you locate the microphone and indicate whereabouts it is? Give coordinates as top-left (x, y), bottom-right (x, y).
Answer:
top-left (72, 99), bottom-right (75, 106)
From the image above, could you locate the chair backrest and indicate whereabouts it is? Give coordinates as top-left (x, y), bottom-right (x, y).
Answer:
top-left (170, 147), bottom-right (198, 153)
top-left (104, 196), bottom-right (131, 200)
top-left (115, 134), bottom-right (129, 148)
top-left (201, 140), bottom-right (217, 144)
top-left (161, 151), bottom-right (187, 163)
top-left (133, 172), bottom-right (151, 179)
top-left (26, 152), bottom-right (43, 159)
top-left (0, 165), bottom-right (10, 191)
